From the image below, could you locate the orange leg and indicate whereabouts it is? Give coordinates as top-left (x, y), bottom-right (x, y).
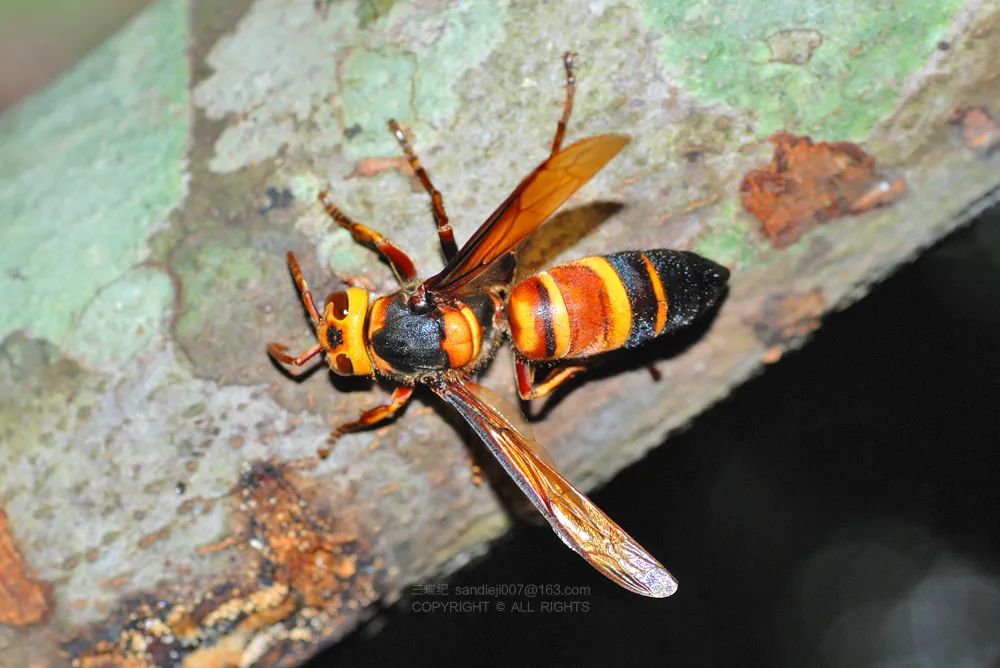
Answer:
top-left (268, 252), bottom-right (326, 368)
top-left (267, 342), bottom-right (323, 367)
top-left (318, 191), bottom-right (417, 283)
top-left (285, 251), bottom-right (321, 324)
top-left (550, 51), bottom-right (577, 156)
top-left (468, 461), bottom-right (484, 486)
top-left (387, 120), bottom-right (458, 261)
top-left (319, 385), bottom-right (415, 457)
top-left (515, 357), bottom-right (586, 401)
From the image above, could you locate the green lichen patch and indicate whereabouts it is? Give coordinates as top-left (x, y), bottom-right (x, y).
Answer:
top-left (159, 134), bottom-right (327, 392)
top-left (0, 333), bottom-right (88, 462)
top-left (339, 47), bottom-right (419, 155)
top-left (692, 198), bottom-right (764, 269)
top-left (62, 266), bottom-right (175, 369)
top-left (171, 227), bottom-right (292, 383)
top-left (357, 0), bottom-right (401, 27)
top-left (408, 1), bottom-right (510, 127)
top-left (191, 0), bottom-right (509, 171)
top-left (642, 0), bottom-right (964, 140)
top-left (0, 0), bottom-right (189, 362)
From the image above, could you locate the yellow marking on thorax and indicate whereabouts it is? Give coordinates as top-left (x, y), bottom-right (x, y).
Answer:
top-left (458, 304), bottom-right (483, 361)
top-left (441, 308), bottom-right (475, 368)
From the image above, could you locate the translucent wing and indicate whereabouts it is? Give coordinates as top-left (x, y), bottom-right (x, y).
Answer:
top-left (432, 377), bottom-right (677, 597)
top-left (423, 134), bottom-right (629, 296)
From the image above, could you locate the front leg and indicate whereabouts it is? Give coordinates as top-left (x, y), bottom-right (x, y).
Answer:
top-left (267, 342), bottom-right (323, 368)
top-left (318, 191), bottom-right (417, 284)
top-left (319, 385), bottom-right (415, 458)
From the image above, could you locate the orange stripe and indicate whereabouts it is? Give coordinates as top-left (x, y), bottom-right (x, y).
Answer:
top-left (576, 257), bottom-right (631, 350)
top-left (547, 263), bottom-right (610, 357)
top-left (508, 279), bottom-right (547, 359)
top-left (641, 252), bottom-right (668, 335)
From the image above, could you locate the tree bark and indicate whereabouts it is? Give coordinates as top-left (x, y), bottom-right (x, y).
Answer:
top-left (1, 0), bottom-right (997, 665)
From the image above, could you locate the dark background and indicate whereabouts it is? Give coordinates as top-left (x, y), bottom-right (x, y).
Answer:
top-left (315, 204), bottom-right (1000, 667)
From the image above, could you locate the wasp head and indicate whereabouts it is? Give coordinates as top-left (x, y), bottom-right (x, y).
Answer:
top-left (318, 288), bottom-right (372, 376)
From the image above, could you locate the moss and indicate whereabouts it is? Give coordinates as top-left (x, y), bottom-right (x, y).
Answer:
top-left (692, 198), bottom-right (763, 268)
top-left (642, 0), bottom-right (963, 140)
top-left (339, 47), bottom-right (419, 155)
top-left (0, 0), bottom-right (189, 363)
top-left (357, 0), bottom-right (402, 28)
top-left (62, 266), bottom-right (175, 369)
top-left (0, 333), bottom-right (88, 461)
top-left (172, 228), bottom-right (283, 381)
top-left (192, 0), bottom-right (509, 167)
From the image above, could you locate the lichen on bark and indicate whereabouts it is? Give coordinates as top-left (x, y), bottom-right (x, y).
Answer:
top-left (1, 0), bottom-right (998, 665)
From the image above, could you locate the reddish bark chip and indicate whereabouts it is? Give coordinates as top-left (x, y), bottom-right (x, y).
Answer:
top-left (746, 289), bottom-right (827, 363)
top-left (950, 106), bottom-right (1000, 155)
top-left (76, 655), bottom-right (148, 668)
top-left (74, 461), bottom-right (383, 667)
top-left (349, 156), bottom-right (413, 179)
top-left (0, 508), bottom-right (50, 627)
top-left (349, 156), bottom-right (422, 192)
top-left (740, 133), bottom-right (906, 248)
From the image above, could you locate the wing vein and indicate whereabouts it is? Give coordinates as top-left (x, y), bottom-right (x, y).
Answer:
top-left (422, 134), bottom-right (629, 297)
top-left (432, 377), bottom-right (677, 598)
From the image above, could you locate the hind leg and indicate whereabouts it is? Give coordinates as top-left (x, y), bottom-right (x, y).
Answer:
top-left (549, 51), bottom-right (577, 155)
top-left (515, 357), bottom-right (586, 401)
top-left (387, 120), bottom-right (458, 261)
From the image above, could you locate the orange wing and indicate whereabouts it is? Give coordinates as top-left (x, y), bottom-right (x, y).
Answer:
top-left (431, 377), bottom-right (677, 598)
top-left (423, 134), bottom-right (630, 296)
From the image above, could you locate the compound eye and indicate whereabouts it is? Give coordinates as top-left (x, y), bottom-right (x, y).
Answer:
top-left (334, 354), bottom-right (354, 375)
top-left (327, 291), bottom-right (350, 319)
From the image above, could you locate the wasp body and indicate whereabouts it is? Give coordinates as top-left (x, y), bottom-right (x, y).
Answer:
top-left (509, 250), bottom-right (727, 362)
top-left (367, 290), bottom-right (505, 379)
top-left (268, 53), bottom-right (729, 598)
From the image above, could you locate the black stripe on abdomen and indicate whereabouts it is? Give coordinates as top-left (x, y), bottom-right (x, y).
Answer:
top-left (534, 279), bottom-right (558, 358)
top-left (605, 251), bottom-right (660, 347)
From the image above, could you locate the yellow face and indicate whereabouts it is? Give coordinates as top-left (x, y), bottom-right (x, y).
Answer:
top-left (318, 287), bottom-right (372, 376)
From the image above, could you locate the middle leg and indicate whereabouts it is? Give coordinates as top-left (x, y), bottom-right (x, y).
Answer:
top-left (320, 385), bottom-right (415, 457)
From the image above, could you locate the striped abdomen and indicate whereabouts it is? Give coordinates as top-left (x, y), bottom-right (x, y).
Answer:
top-left (507, 250), bottom-right (729, 362)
